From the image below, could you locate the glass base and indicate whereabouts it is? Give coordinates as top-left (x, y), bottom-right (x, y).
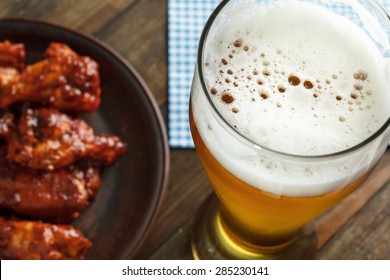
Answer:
top-left (192, 193), bottom-right (317, 260)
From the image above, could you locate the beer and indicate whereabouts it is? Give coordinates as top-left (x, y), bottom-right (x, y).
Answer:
top-left (190, 112), bottom-right (377, 247)
top-left (190, 0), bottom-right (390, 259)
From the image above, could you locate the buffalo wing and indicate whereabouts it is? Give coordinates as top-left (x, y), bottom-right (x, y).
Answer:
top-left (0, 40), bottom-right (25, 70)
top-left (0, 148), bottom-right (101, 219)
top-left (7, 108), bottom-right (126, 170)
top-left (0, 42), bottom-right (101, 112)
top-left (0, 40), bottom-right (126, 260)
top-left (0, 219), bottom-right (91, 259)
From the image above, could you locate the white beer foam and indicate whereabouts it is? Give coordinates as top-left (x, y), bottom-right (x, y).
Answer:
top-left (193, 0), bottom-right (390, 196)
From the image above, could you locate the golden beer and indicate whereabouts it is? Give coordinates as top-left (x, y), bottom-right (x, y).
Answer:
top-left (190, 0), bottom-right (390, 259)
top-left (190, 110), bottom-right (375, 248)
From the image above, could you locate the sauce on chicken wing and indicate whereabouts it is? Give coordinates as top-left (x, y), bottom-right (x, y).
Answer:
top-left (0, 42), bottom-right (101, 113)
top-left (0, 41), bottom-right (127, 259)
top-left (0, 148), bottom-right (101, 220)
top-left (7, 108), bottom-right (127, 170)
top-left (0, 40), bottom-right (25, 70)
top-left (0, 219), bottom-right (91, 259)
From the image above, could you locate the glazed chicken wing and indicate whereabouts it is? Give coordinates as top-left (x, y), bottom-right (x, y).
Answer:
top-left (0, 219), bottom-right (91, 259)
top-left (0, 148), bottom-right (101, 219)
top-left (0, 41), bottom-right (125, 259)
top-left (6, 108), bottom-right (126, 170)
top-left (0, 42), bottom-right (101, 112)
top-left (0, 41), bottom-right (25, 88)
top-left (0, 40), bottom-right (25, 70)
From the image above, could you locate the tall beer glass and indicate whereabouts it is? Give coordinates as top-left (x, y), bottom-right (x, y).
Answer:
top-left (189, 0), bottom-right (390, 259)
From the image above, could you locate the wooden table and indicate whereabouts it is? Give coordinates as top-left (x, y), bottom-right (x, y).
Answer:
top-left (1, 0), bottom-right (389, 260)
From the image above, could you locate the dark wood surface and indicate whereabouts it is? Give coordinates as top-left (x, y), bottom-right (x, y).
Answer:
top-left (1, 0), bottom-right (389, 260)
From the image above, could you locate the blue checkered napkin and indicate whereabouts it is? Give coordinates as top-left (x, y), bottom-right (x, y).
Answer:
top-left (167, 0), bottom-right (390, 149)
top-left (168, 0), bottom-right (220, 148)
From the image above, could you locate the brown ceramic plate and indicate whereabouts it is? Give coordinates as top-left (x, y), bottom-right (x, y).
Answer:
top-left (0, 18), bottom-right (169, 259)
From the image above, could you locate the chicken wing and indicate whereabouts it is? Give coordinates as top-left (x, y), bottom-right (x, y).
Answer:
top-left (0, 40), bottom-right (25, 70)
top-left (0, 219), bottom-right (91, 259)
top-left (0, 42), bottom-right (101, 113)
top-left (0, 148), bottom-right (101, 219)
top-left (0, 41), bottom-right (24, 88)
top-left (6, 108), bottom-right (126, 170)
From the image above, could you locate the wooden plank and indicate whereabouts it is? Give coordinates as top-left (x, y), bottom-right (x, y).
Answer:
top-left (149, 219), bottom-right (194, 260)
top-left (91, 0), bottom-right (168, 104)
top-left (0, 0), bottom-right (107, 24)
top-left (75, 0), bottom-right (137, 34)
top-left (0, 0), bottom-right (137, 38)
top-left (42, 0), bottom-right (110, 26)
top-left (0, 0), bottom-right (57, 18)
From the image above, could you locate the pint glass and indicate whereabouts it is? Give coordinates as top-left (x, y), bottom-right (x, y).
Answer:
top-left (189, 0), bottom-right (390, 259)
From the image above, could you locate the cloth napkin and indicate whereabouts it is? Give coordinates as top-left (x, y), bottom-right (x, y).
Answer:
top-left (168, 0), bottom-right (220, 148)
top-left (168, 0), bottom-right (390, 149)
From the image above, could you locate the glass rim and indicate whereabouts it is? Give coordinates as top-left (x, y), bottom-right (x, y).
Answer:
top-left (196, 0), bottom-right (390, 159)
